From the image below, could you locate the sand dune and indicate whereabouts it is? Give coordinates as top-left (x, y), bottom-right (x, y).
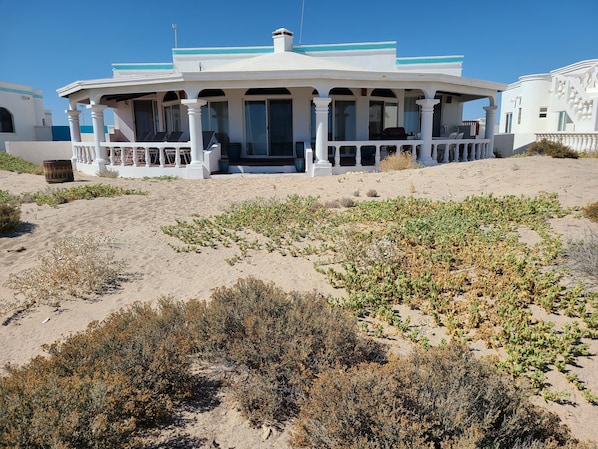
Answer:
top-left (1, 155), bottom-right (597, 445)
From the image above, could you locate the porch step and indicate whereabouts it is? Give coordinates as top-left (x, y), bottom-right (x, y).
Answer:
top-left (236, 157), bottom-right (295, 166)
top-left (228, 164), bottom-right (297, 174)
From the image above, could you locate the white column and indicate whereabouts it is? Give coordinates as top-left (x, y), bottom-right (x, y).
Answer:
top-left (182, 99), bottom-right (209, 179)
top-left (66, 109), bottom-right (82, 143)
top-left (87, 104), bottom-right (108, 164)
top-left (313, 97), bottom-right (332, 176)
top-left (66, 109), bottom-right (81, 163)
top-left (416, 98), bottom-right (440, 166)
top-left (182, 99), bottom-right (206, 165)
top-left (484, 105), bottom-right (498, 159)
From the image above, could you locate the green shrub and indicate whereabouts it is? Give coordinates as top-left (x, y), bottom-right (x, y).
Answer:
top-left (3, 235), bottom-right (126, 313)
top-left (0, 152), bottom-right (44, 174)
top-left (27, 184), bottom-right (146, 207)
top-left (0, 298), bottom-right (196, 448)
top-left (292, 344), bottom-right (578, 449)
top-left (187, 277), bottom-right (383, 426)
top-left (0, 190), bottom-right (21, 235)
top-left (527, 139), bottom-right (579, 158)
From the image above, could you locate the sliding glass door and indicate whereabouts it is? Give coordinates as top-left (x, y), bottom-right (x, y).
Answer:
top-left (245, 99), bottom-right (293, 156)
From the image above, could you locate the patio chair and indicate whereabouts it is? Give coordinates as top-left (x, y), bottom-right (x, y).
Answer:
top-left (381, 127), bottom-right (408, 155)
top-left (147, 131), bottom-right (168, 165)
top-left (164, 133), bottom-right (185, 165)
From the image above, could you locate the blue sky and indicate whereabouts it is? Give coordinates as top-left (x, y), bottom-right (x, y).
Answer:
top-left (1, 0), bottom-right (596, 126)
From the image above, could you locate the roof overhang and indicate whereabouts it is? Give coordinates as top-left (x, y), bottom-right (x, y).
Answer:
top-left (57, 65), bottom-right (506, 104)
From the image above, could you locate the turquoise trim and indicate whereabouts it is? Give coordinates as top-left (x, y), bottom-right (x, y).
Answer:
top-left (173, 47), bottom-right (273, 56)
top-left (294, 42), bottom-right (396, 53)
top-left (33, 94), bottom-right (43, 99)
top-left (80, 125), bottom-right (108, 133)
top-left (396, 56), bottom-right (463, 65)
top-left (112, 63), bottom-right (174, 71)
top-left (0, 86), bottom-right (39, 97)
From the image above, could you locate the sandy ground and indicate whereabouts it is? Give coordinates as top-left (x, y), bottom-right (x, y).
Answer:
top-left (1, 155), bottom-right (597, 446)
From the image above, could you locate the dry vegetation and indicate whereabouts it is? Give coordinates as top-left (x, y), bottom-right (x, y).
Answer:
top-left (2, 235), bottom-right (126, 316)
top-left (1, 151), bottom-right (598, 448)
top-left (1, 279), bottom-right (592, 448)
top-left (380, 151), bottom-right (420, 171)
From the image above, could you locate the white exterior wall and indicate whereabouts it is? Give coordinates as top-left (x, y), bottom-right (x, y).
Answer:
top-left (1, 81), bottom-right (51, 151)
top-left (519, 75), bottom-right (552, 134)
top-left (440, 95), bottom-right (464, 133)
top-left (498, 60), bottom-right (598, 153)
top-left (113, 103), bottom-right (136, 142)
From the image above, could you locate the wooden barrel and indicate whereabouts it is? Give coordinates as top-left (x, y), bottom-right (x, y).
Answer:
top-left (43, 160), bottom-right (74, 183)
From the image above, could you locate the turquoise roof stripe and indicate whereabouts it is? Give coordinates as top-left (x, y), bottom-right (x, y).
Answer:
top-left (173, 47), bottom-right (273, 56)
top-left (33, 94), bottom-right (43, 99)
top-left (294, 42), bottom-right (396, 53)
top-left (0, 86), bottom-right (38, 96)
top-left (112, 63), bottom-right (174, 71)
top-left (396, 56), bottom-right (463, 65)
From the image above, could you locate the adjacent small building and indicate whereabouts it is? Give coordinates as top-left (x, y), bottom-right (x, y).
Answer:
top-left (497, 59), bottom-right (598, 155)
top-left (0, 81), bottom-right (53, 152)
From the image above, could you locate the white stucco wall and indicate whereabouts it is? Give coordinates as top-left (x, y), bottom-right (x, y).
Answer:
top-left (1, 81), bottom-right (51, 151)
top-left (6, 141), bottom-right (72, 164)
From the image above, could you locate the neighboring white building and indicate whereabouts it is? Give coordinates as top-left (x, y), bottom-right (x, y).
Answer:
top-left (497, 59), bottom-right (598, 155)
top-left (0, 81), bottom-right (53, 152)
top-left (58, 28), bottom-right (506, 178)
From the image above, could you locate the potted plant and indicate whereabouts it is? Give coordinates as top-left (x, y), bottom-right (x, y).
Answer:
top-left (218, 154), bottom-right (229, 173)
top-left (294, 142), bottom-right (305, 172)
top-left (228, 142), bottom-right (241, 163)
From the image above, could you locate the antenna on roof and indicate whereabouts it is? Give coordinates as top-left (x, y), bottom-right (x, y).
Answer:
top-left (299, 0), bottom-right (305, 44)
top-left (172, 24), bottom-right (178, 48)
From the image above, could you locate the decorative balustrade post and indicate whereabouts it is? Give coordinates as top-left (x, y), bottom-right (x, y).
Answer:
top-left (313, 97), bottom-right (332, 176)
top-left (416, 98), bottom-right (440, 166)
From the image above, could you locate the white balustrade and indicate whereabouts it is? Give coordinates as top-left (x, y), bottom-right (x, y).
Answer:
top-left (328, 138), bottom-right (490, 172)
top-left (535, 133), bottom-right (598, 153)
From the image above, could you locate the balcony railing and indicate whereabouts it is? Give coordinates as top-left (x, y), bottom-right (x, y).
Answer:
top-left (535, 132), bottom-right (598, 153)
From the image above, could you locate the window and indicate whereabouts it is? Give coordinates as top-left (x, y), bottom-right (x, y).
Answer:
top-left (0, 107), bottom-right (14, 133)
top-left (505, 112), bottom-right (513, 133)
top-left (403, 97), bottom-right (419, 135)
top-left (201, 101), bottom-right (229, 135)
top-left (369, 101), bottom-right (398, 139)
top-left (162, 91), bottom-right (181, 133)
top-left (539, 107), bottom-right (548, 118)
top-left (134, 100), bottom-right (158, 139)
top-left (558, 111), bottom-right (572, 131)
top-left (517, 108), bottom-right (522, 125)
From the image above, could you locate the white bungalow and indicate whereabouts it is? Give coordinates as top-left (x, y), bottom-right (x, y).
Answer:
top-left (57, 28), bottom-right (506, 178)
top-left (497, 59), bottom-right (598, 155)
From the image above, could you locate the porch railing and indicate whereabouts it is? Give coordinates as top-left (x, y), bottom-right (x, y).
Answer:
top-left (328, 138), bottom-right (491, 173)
top-left (74, 142), bottom-right (194, 168)
top-left (73, 137), bottom-right (491, 178)
top-left (535, 132), bottom-right (598, 153)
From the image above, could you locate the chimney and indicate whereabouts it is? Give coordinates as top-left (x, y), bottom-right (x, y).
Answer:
top-left (272, 28), bottom-right (293, 53)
